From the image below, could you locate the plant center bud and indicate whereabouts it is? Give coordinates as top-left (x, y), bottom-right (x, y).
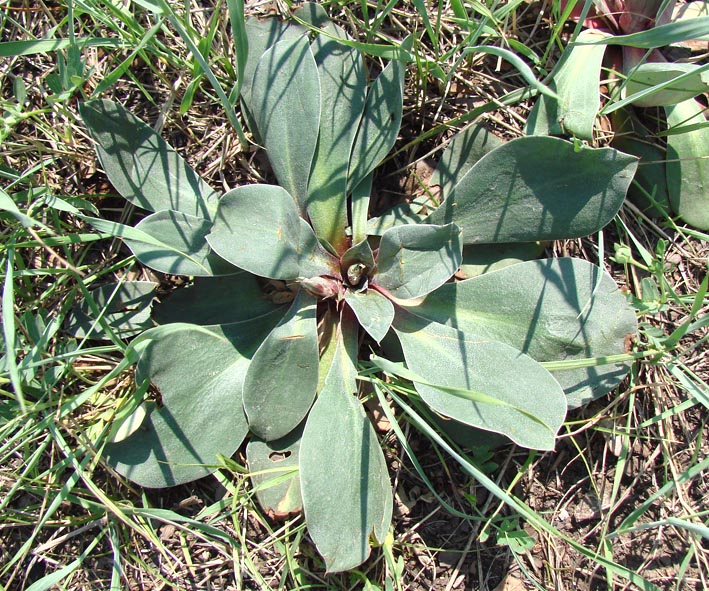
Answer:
top-left (346, 263), bottom-right (367, 288)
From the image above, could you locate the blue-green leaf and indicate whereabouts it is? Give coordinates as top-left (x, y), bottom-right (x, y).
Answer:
top-left (392, 309), bottom-right (567, 450)
top-left (79, 99), bottom-right (217, 218)
top-left (366, 202), bottom-right (426, 236)
top-left (432, 122), bottom-right (504, 198)
top-left (241, 17), bottom-right (302, 109)
top-left (374, 223), bottom-right (462, 300)
top-left (128, 210), bottom-right (234, 277)
top-left (611, 109), bottom-right (671, 216)
top-left (457, 242), bottom-right (545, 279)
top-left (344, 289), bottom-right (394, 343)
top-left (342, 239), bottom-right (375, 274)
top-left (104, 314), bottom-right (282, 487)
top-left (348, 55), bottom-right (405, 191)
top-left (405, 258), bottom-right (638, 407)
top-left (243, 291), bottom-right (319, 441)
top-left (207, 184), bottom-right (337, 280)
top-left (306, 25), bottom-right (367, 252)
top-left (578, 16), bottom-right (709, 48)
top-left (250, 35), bottom-right (320, 212)
top-left (426, 136), bottom-right (637, 244)
top-left (665, 99), bottom-right (709, 230)
top-left (300, 315), bottom-right (392, 572)
top-left (351, 172), bottom-right (373, 244)
top-left (624, 62), bottom-right (709, 108)
top-left (526, 29), bottom-right (609, 140)
top-left (246, 427), bottom-right (303, 516)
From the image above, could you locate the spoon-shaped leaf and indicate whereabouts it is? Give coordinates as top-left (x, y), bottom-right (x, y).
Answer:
top-left (348, 53), bottom-right (405, 191)
top-left (344, 289), bottom-right (394, 343)
top-left (306, 20), bottom-right (367, 252)
top-left (392, 309), bottom-right (567, 450)
top-left (104, 314), bottom-right (283, 487)
top-left (665, 98), bottom-right (709, 230)
top-left (250, 35), bottom-right (320, 212)
top-left (66, 281), bottom-right (156, 339)
top-left (243, 291), bottom-right (319, 441)
top-left (526, 29), bottom-right (609, 140)
top-left (297, 217), bottom-right (341, 278)
top-left (246, 426), bottom-right (303, 517)
top-left (241, 17), bottom-right (302, 109)
top-left (79, 99), bottom-right (218, 218)
top-left (425, 137), bottom-right (637, 244)
top-left (403, 258), bottom-right (637, 407)
top-left (374, 223), bottom-right (462, 300)
top-left (128, 210), bottom-right (235, 277)
top-left (299, 314), bottom-right (392, 572)
top-left (351, 172), bottom-right (373, 244)
top-left (207, 184), bottom-right (337, 280)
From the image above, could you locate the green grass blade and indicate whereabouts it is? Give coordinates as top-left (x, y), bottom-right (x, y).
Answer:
top-left (580, 16), bottom-right (709, 48)
top-left (0, 37), bottom-right (123, 57)
top-left (458, 45), bottom-right (557, 99)
top-left (2, 245), bottom-right (27, 415)
top-left (93, 20), bottom-right (165, 96)
top-left (226, 0), bottom-right (248, 100)
top-left (155, 0), bottom-right (249, 146)
top-left (25, 530), bottom-right (105, 591)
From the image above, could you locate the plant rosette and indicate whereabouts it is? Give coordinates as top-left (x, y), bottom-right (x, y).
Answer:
top-left (526, 0), bottom-right (709, 229)
top-left (72, 4), bottom-right (639, 572)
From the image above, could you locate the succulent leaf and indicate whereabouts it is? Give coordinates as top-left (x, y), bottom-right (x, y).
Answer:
top-left (79, 99), bottom-right (218, 218)
top-left (624, 62), bottom-right (709, 107)
top-left (374, 223), bottom-right (463, 300)
top-left (207, 184), bottom-right (336, 280)
top-left (525, 29), bottom-right (609, 140)
top-left (250, 35), bottom-right (320, 212)
top-left (300, 315), bottom-right (392, 572)
top-left (241, 17), bottom-right (302, 110)
top-left (82, 7), bottom-right (646, 574)
top-left (306, 19), bottom-right (367, 252)
top-left (426, 136), bottom-right (637, 244)
top-left (392, 309), bottom-right (567, 450)
top-left (246, 427), bottom-right (304, 517)
top-left (129, 210), bottom-right (234, 277)
top-left (432, 122), bottom-right (505, 198)
top-left (243, 291), bottom-right (320, 441)
top-left (104, 314), bottom-right (283, 487)
top-left (348, 54), bottom-right (405, 191)
top-left (404, 258), bottom-right (638, 407)
top-left (665, 99), bottom-right (709, 230)
top-left (344, 290), bottom-right (394, 343)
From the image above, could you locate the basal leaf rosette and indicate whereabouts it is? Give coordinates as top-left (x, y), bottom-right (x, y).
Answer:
top-left (74, 3), bottom-right (642, 574)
